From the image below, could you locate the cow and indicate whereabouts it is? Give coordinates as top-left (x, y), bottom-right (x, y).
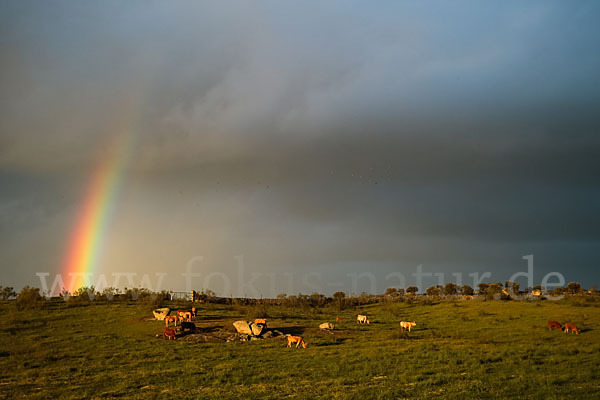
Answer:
top-left (400, 321), bottom-right (416, 332)
top-left (163, 327), bottom-right (177, 340)
top-left (177, 310), bottom-right (192, 321)
top-left (181, 321), bottom-right (197, 333)
top-left (547, 320), bottom-right (562, 331)
top-left (335, 317), bottom-right (343, 322)
top-left (165, 315), bottom-right (181, 327)
top-left (563, 323), bottom-right (579, 334)
top-left (287, 335), bottom-right (307, 348)
top-left (356, 315), bottom-right (370, 324)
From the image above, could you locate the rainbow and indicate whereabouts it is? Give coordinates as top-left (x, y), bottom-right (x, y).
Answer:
top-left (62, 129), bottom-right (134, 293)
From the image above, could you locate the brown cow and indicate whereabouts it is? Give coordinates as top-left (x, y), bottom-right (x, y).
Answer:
top-left (335, 317), bottom-right (343, 322)
top-left (165, 315), bottom-right (181, 327)
top-left (254, 318), bottom-right (267, 327)
top-left (547, 320), bottom-right (562, 331)
top-left (163, 327), bottom-right (177, 340)
top-left (563, 323), bottom-right (579, 334)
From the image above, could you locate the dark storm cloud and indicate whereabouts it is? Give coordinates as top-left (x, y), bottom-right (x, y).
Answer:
top-left (1, 1), bottom-right (599, 292)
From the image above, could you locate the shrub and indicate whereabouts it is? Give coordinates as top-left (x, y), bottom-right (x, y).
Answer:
top-left (426, 286), bottom-right (441, 296)
top-left (462, 285), bottom-right (474, 296)
top-left (504, 281), bottom-right (520, 296)
top-left (443, 283), bottom-right (458, 296)
top-left (16, 286), bottom-right (44, 310)
top-left (333, 291), bottom-right (346, 310)
top-left (567, 282), bottom-right (582, 294)
top-left (96, 287), bottom-right (119, 302)
top-left (419, 297), bottom-right (434, 306)
top-left (0, 286), bottom-right (16, 300)
top-left (245, 304), bottom-right (269, 320)
top-left (486, 283), bottom-right (508, 300)
top-left (66, 286), bottom-right (96, 306)
top-left (477, 283), bottom-right (489, 295)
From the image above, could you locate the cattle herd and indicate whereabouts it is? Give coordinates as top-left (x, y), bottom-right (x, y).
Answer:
top-left (163, 308), bottom-right (198, 340)
top-left (159, 308), bottom-right (581, 346)
top-left (159, 309), bottom-right (424, 347)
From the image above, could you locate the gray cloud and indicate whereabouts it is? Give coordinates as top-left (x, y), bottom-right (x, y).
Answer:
top-left (1, 1), bottom-right (599, 292)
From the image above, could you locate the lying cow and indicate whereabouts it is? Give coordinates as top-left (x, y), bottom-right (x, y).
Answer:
top-left (400, 321), bottom-right (416, 332)
top-left (163, 327), bottom-right (177, 340)
top-left (356, 315), bottom-right (370, 324)
top-left (335, 317), bottom-right (343, 322)
top-left (181, 321), bottom-right (198, 333)
top-left (287, 335), bottom-right (307, 348)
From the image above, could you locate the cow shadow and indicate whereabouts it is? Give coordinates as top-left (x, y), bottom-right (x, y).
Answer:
top-left (315, 338), bottom-right (348, 347)
top-left (276, 326), bottom-right (306, 335)
top-left (195, 315), bottom-right (229, 321)
top-left (198, 325), bottom-right (222, 333)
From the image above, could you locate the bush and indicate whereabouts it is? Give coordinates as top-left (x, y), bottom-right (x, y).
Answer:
top-left (66, 286), bottom-right (96, 306)
top-left (477, 283), bottom-right (489, 295)
top-left (462, 285), bottom-right (474, 296)
top-left (0, 286), bottom-right (17, 300)
top-left (443, 283), bottom-right (458, 296)
top-left (426, 286), bottom-right (441, 296)
top-left (16, 286), bottom-right (44, 310)
top-left (486, 283), bottom-right (508, 300)
top-left (567, 282), bottom-right (582, 294)
top-left (244, 304), bottom-right (269, 320)
top-left (96, 287), bottom-right (119, 302)
top-left (333, 291), bottom-right (346, 310)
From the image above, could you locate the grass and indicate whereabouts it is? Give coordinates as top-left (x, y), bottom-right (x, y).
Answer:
top-left (1, 299), bottom-right (599, 399)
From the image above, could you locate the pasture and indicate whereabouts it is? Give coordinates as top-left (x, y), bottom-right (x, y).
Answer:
top-left (1, 299), bottom-right (599, 399)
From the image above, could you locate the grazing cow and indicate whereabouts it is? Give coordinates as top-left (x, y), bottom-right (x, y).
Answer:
top-left (165, 315), bottom-right (181, 327)
top-left (548, 320), bottom-right (562, 331)
top-left (177, 310), bottom-right (192, 321)
top-left (254, 318), bottom-right (267, 327)
top-left (163, 327), bottom-right (177, 340)
top-left (335, 317), bottom-right (343, 322)
top-left (563, 323), bottom-right (579, 334)
top-left (287, 335), bottom-right (307, 348)
top-left (356, 315), bottom-right (370, 324)
top-left (181, 321), bottom-right (197, 333)
top-left (400, 321), bottom-right (417, 332)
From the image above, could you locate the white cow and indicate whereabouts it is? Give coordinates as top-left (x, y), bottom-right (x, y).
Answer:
top-left (400, 321), bottom-right (416, 331)
top-left (356, 315), bottom-right (370, 324)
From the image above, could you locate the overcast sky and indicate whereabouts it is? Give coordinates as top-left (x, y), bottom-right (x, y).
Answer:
top-left (1, 1), bottom-right (599, 296)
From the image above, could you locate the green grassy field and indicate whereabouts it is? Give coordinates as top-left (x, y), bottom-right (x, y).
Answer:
top-left (1, 299), bottom-right (599, 399)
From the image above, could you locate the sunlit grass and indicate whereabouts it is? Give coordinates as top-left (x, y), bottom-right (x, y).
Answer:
top-left (0, 299), bottom-right (599, 399)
